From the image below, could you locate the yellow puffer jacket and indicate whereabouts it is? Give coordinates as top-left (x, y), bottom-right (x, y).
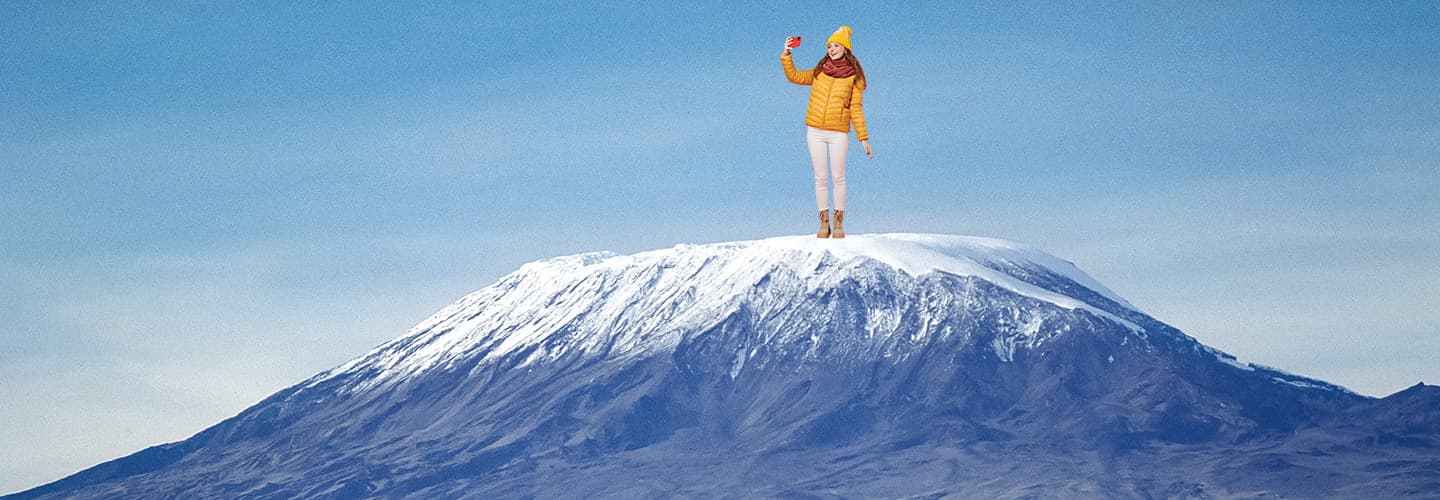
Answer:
top-left (781, 52), bottom-right (869, 142)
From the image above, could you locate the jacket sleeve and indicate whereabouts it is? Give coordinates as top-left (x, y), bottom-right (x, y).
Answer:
top-left (850, 81), bottom-right (869, 141)
top-left (781, 53), bottom-right (814, 85)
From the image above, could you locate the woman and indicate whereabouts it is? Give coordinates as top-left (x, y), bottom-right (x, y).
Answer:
top-left (782, 25), bottom-right (872, 239)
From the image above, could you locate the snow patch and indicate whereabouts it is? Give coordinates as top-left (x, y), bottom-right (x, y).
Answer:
top-left (758, 234), bottom-right (1141, 330)
top-left (1206, 347), bottom-right (1355, 395)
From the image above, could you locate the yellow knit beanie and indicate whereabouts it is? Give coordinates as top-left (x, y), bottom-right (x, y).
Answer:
top-left (826, 25), bottom-right (853, 51)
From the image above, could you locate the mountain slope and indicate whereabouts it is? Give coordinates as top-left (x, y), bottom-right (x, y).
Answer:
top-left (10, 234), bottom-right (1437, 498)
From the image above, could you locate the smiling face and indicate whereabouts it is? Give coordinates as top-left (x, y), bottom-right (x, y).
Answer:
top-left (827, 42), bottom-right (846, 60)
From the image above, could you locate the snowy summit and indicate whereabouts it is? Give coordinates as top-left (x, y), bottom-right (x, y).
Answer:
top-left (313, 233), bottom-right (1148, 392)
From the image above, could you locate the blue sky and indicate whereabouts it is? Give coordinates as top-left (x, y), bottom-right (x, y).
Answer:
top-left (3, 1), bottom-right (1438, 493)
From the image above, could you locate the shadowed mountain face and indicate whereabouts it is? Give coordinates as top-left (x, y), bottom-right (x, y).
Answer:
top-left (11, 234), bottom-right (1438, 499)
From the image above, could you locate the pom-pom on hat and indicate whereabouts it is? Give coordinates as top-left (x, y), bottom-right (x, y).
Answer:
top-left (827, 25), bottom-right (853, 51)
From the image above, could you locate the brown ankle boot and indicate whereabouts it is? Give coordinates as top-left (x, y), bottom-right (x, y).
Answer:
top-left (832, 210), bottom-right (846, 238)
top-left (817, 209), bottom-right (831, 238)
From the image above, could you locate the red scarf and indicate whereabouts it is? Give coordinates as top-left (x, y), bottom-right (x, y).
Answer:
top-left (821, 56), bottom-right (855, 79)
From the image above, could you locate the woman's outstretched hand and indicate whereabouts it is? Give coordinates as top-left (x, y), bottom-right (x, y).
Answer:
top-left (783, 37), bottom-right (796, 56)
top-left (862, 140), bottom-right (874, 159)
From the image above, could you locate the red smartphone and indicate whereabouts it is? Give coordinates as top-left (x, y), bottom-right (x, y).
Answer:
top-left (787, 36), bottom-right (802, 48)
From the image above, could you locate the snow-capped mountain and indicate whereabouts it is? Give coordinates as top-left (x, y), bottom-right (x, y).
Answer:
top-left (10, 234), bottom-right (1437, 498)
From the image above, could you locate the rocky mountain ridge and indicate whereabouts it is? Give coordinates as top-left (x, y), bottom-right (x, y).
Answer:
top-left (11, 234), bottom-right (1436, 498)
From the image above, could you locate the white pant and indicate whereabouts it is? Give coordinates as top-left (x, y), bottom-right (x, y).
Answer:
top-left (806, 126), bottom-right (848, 211)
